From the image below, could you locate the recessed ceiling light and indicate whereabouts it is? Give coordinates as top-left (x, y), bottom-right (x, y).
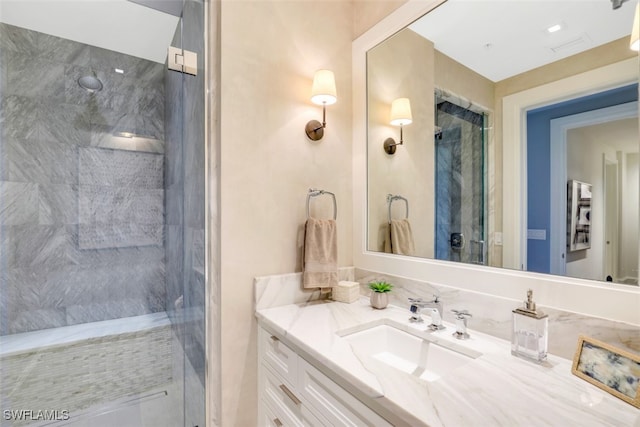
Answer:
top-left (115, 68), bottom-right (124, 74)
top-left (547, 24), bottom-right (563, 33)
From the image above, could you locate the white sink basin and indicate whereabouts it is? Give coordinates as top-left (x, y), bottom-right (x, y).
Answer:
top-left (343, 324), bottom-right (479, 382)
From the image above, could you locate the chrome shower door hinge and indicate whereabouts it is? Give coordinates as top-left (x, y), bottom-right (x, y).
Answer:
top-left (167, 46), bottom-right (197, 76)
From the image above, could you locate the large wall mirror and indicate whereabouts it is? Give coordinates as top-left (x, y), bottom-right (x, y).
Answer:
top-left (366, 0), bottom-right (639, 287)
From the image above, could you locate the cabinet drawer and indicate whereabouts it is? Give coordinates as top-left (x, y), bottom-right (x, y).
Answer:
top-left (262, 365), bottom-right (326, 427)
top-left (259, 327), bottom-right (298, 387)
top-left (260, 398), bottom-right (286, 427)
top-left (298, 358), bottom-right (392, 427)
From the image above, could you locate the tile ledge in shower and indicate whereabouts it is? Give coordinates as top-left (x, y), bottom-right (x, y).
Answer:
top-left (0, 311), bottom-right (170, 357)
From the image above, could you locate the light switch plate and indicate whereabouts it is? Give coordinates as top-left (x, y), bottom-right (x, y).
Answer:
top-left (527, 229), bottom-right (547, 240)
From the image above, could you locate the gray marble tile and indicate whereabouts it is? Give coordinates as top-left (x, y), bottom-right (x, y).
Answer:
top-left (37, 32), bottom-right (91, 66)
top-left (4, 51), bottom-right (66, 101)
top-left (71, 245), bottom-right (165, 270)
top-left (0, 95), bottom-right (90, 146)
top-left (0, 95), bottom-right (40, 141)
top-left (58, 267), bottom-right (114, 307)
top-left (0, 181), bottom-right (38, 225)
top-left (1, 137), bottom-right (79, 184)
top-left (39, 184), bottom-right (79, 225)
top-left (78, 185), bottom-right (163, 225)
top-left (89, 46), bottom-right (140, 78)
top-left (79, 147), bottom-right (163, 189)
top-left (78, 223), bottom-right (163, 250)
top-left (66, 299), bottom-right (150, 326)
top-left (135, 60), bottom-right (164, 87)
top-left (0, 23), bottom-right (38, 56)
top-left (5, 266), bottom-right (68, 312)
top-left (8, 308), bottom-right (67, 334)
top-left (8, 225), bottom-right (76, 268)
top-left (136, 113), bottom-right (164, 141)
top-left (38, 99), bottom-right (92, 145)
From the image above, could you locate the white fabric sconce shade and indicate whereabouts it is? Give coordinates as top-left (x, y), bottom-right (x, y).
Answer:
top-left (306, 69), bottom-right (337, 141)
top-left (390, 97), bottom-right (412, 126)
top-left (384, 97), bottom-right (412, 155)
top-left (631, 3), bottom-right (640, 51)
top-left (310, 70), bottom-right (337, 105)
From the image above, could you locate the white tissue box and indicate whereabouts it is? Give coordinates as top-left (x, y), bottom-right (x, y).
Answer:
top-left (332, 281), bottom-right (360, 303)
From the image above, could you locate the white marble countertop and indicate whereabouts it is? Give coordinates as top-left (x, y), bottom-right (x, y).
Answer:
top-left (256, 298), bottom-right (640, 427)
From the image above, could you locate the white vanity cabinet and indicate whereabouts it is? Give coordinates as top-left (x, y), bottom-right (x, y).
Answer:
top-left (258, 326), bottom-right (392, 427)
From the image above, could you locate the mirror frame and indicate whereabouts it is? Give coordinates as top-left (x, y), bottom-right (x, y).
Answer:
top-left (352, 0), bottom-right (639, 325)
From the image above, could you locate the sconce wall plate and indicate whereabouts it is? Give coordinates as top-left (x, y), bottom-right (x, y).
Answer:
top-left (383, 137), bottom-right (398, 155)
top-left (305, 120), bottom-right (324, 141)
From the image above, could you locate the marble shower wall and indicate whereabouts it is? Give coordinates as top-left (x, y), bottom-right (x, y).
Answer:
top-left (0, 22), bottom-right (166, 335)
top-left (435, 101), bottom-right (485, 265)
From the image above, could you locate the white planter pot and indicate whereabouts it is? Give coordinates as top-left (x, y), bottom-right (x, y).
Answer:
top-left (370, 292), bottom-right (389, 309)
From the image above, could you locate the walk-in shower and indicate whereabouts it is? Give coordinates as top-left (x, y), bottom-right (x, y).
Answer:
top-left (434, 89), bottom-right (488, 265)
top-left (0, 1), bottom-right (208, 426)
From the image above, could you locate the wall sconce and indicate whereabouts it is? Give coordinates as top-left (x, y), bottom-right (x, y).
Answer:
top-left (631, 3), bottom-right (639, 51)
top-left (383, 98), bottom-right (412, 154)
top-left (305, 70), bottom-right (337, 141)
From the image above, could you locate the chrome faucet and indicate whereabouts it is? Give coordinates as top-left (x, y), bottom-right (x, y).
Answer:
top-left (451, 309), bottom-right (472, 340)
top-left (408, 296), bottom-right (444, 330)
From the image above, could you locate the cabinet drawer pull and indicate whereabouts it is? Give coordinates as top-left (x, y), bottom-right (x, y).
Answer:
top-left (273, 418), bottom-right (283, 427)
top-left (270, 335), bottom-right (279, 342)
top-left (279, 384), bottom-right (301, 405)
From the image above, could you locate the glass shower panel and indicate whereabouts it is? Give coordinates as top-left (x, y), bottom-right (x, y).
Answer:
top-left (434, 97), bottom-right (487, 265)
top-left (0, 1), bottom-right (206, 425)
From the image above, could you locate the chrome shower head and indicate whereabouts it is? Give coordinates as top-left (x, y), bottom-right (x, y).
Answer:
top-left (78, 75), bottom-right (103, 93)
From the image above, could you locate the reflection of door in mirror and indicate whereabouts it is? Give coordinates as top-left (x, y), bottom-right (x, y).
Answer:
top-left (434, 90), bottom-right (488, 265)
top-left (527, 86), bottom-right (639, 286)
top-left (604, 158), bottom-right (619, 282)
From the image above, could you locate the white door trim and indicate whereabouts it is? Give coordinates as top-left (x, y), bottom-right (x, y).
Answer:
top-left (549, 101), bottom-right (638, 275)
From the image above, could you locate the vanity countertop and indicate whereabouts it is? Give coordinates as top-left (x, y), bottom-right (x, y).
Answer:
top-left (256, 298), bottom-right (639, 427)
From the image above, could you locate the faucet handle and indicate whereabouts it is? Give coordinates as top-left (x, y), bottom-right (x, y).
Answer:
top-left (451, 309), bottom-right (472, 319)
top-left (451, 309), bottom-right (471, 340)
top-left (408, 297), bottom-right (423, 304)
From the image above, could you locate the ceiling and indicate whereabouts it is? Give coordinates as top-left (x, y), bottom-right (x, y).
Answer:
top-left (410, 0), bottom-right (638, 82)
top-left (0, 0), bottom-right (180, 63)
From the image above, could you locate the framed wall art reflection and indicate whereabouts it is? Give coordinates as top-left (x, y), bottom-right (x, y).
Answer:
top-left (567, 180), bottom-right (592, 252)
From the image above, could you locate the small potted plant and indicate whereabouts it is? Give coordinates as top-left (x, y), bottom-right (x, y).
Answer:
top-left (368, 281), bottom-right (393, 309)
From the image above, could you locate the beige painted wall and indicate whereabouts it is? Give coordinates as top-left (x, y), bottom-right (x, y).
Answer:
top-left (352, 0), bottom-right (407, 39)
top-left (367, 28), bottom-right (435, 258)
top-left (219, 1), bottom-right (353, 425)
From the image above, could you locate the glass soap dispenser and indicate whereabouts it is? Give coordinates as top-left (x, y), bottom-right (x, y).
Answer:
top-left (511, 289), bottom-right (548, 362)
